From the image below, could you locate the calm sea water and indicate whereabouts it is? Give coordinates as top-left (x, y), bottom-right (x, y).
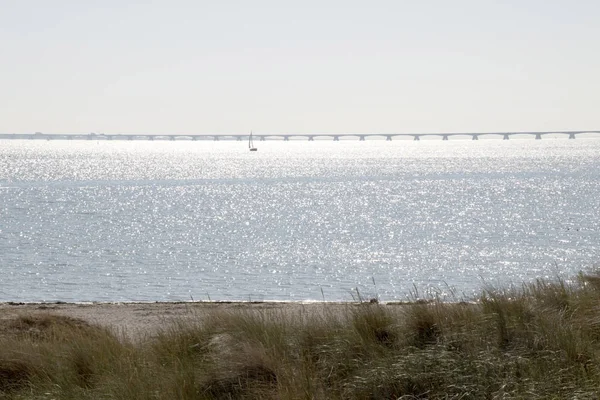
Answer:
top-left (1, 138), bottom-right (599, 303)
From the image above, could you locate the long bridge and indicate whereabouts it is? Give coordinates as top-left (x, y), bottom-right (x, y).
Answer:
top-left (1, 131), bottom-right (599, 141)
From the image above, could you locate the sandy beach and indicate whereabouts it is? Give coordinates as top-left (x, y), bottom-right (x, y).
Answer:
top-left (0, 301), bottom-right (357, 341)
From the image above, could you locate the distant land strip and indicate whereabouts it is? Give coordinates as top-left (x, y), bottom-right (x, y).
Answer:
top-left (1, 131), bottom-right (600, 141)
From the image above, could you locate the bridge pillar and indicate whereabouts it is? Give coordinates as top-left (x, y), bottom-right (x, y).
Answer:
top-left (333, 136), bottom-right (339, 141)
top-left (308, 136), bottom-right (314, 141)
top-left (503, 134), bottom-right (510, 140)
top-left (569, 133), bottom-right (576, 139)
top-left (413, 136), bottom-right (420, 141)
top-left (236, 136), bottom-right (242, 141)
top-left (472, 135), bottom-right (479, 140)
top-left (149, 136), bottom-right (154, 141)
top-left (169, 136), bottom-right (175, 141)
top-left (442, 135), bottom-right (448, 141)
top-left (213, 136), bottom-right (219, 141)
top-left (128, 136), bottom-right (133, 140)
top-left (535, 133), bottom-right (542, 140)
top-left (386, 135), bottom-right (392, 141)
top-left (192, 136), bottom-right (198, 141)
top-left (359, 136), bottom-right (365, 141)
top-left (67, 136), bottom-right (73, 140)
top-left (260, 136), bottom-right (265, 141)
top-left (284, 136), bottom-right (289, 141)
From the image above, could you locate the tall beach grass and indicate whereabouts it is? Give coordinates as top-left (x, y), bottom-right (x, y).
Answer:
top-left (2, 272), bottom-right (600, 398)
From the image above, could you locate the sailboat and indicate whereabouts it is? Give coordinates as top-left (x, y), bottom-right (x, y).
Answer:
top-left (249, 131), bottom-right (258, 151)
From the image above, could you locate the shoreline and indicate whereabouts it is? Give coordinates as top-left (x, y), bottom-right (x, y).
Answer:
top-left (0, 300), bottom-right (407, 341)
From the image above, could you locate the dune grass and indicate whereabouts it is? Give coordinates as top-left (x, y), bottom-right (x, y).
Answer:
top-left (3, 273), bottom-right (600, 399)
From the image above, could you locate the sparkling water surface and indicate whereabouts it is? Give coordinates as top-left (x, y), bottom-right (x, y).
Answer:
top-left (1, 139), bottom-right (599, 302)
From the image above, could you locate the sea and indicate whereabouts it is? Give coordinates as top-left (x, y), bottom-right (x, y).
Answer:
top-left (1, 137), bottom-right (599, 303)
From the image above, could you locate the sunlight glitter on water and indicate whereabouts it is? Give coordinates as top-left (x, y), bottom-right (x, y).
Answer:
top-left (1, 138), bottom-right (599, 302)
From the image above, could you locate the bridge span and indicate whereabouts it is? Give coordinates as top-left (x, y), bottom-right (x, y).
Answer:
top-left (0, 131), bottom-right (599, 142)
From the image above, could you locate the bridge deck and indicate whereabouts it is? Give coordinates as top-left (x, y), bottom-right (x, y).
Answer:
top-left (1, 131), bottom-right (599, 141)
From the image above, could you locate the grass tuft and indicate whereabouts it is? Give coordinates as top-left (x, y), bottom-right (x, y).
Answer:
top-left (0, 359), bottom-right (33, 393)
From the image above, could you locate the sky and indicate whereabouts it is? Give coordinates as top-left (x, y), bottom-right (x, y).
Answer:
top-left (1, 0), bottom-right (599, 134)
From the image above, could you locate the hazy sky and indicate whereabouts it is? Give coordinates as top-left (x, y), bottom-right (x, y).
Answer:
top-left (1, 0), bottom-right (599, 134)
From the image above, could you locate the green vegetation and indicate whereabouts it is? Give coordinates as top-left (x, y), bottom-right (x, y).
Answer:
top-left (3, 273), bottom-right (600, 399)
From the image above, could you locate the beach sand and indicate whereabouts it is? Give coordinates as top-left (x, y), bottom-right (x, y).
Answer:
top-left (0, 301), bottom-right (358, 341)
